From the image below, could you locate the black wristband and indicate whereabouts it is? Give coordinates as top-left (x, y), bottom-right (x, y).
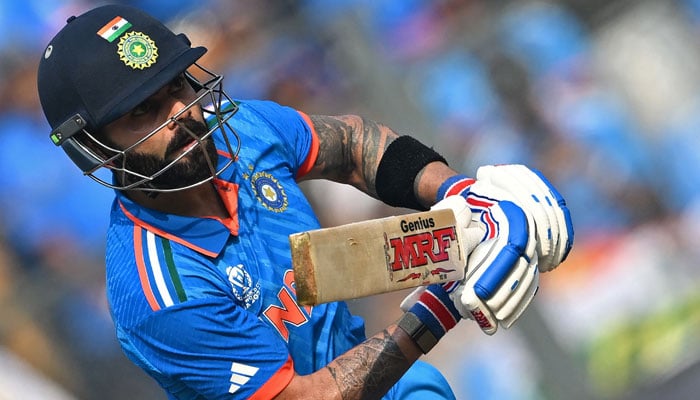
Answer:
top-left (375, 136), bottom-right (447, 211)
top-left (397, 311), bottom-right (439, 354)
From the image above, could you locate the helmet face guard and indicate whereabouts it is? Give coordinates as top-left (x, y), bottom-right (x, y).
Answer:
top-left (56, 63), bottom-right (241, 192)
top-left (38, 4), bottom-right (240, 192)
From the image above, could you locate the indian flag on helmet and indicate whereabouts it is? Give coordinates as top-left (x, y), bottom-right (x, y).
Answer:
top-left (97, 16), bottom-right (132, 42)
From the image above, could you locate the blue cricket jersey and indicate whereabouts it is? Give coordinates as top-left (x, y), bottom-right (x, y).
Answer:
top-left (105, 100), bottom-right (455, 399)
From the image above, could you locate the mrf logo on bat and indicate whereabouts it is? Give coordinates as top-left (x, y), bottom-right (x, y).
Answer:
top-left (383, 215), bottom-right (463, 283)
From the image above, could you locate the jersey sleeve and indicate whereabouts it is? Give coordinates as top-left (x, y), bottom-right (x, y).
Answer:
top-left (239, 100), bottom-right (319, 178)
top-left (119, 296), bottom-right (295, 399)
top-left (294, 111), bottom-right (319, 178)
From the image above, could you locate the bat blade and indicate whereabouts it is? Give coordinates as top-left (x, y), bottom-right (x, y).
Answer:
top-left (290, 208), bottom-right (466, 305)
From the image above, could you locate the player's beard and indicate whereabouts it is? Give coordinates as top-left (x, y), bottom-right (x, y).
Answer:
top-left (122, 118), bottom-right (219, 190)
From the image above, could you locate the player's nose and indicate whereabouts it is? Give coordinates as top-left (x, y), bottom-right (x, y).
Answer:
top-left (166, 98), bottom-right (193, 130)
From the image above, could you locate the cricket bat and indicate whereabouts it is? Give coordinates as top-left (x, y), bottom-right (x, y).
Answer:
top-left (290, 208), bottom-right (466, 305)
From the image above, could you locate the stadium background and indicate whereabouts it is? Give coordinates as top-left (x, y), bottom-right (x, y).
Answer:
top-left (1, 0), bottom-right (700, 398)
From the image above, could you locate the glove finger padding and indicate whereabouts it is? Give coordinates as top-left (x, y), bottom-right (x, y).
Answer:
top-left (450, 200), bottom-right (537, 335)
top-left (474, 164), bottom-right (573, 272)
top-left (531, 169), bottom-right (574, 269)
top-left (466, 182), bottom-right (538, 268)
top-left (452, 283), bottom-right (498, 335)
top-left (430, 195), bottom-right (484, 255)
top-left (500, 263), bottom-right (539, 329)
top-left (487, 252), bottom-right (532, 316)
top-left (494, 252), bottom-right (539, 327)
top-left (476, 165), bottom-right (558, 264)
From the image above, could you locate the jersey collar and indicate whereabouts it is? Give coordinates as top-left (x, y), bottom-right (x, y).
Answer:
top-left (115, 111), bottom-right (241, 258)
top-left (116, 185), bottom-right (236, 258)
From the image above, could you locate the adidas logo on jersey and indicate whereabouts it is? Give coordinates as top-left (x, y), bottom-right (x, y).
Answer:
top-left (228, 362), bottom-right (259, 394)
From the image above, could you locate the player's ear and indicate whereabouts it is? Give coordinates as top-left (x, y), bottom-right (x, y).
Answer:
top-left (184, 71), bottom-right (204, 92)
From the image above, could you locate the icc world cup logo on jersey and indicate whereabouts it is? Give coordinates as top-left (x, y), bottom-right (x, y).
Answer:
top-left (226, 264), bottom-right (260, 309)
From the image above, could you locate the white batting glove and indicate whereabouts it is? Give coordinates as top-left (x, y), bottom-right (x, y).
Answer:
top-left (429, 195), bottom-right (485, 256)
top-left (440, 164), bottom-right (574, 273)
top-left (400, 194), bottom-right (538, 335)
top-left (430, 165), bottom-right (573, 335)
top-left (451, 199), bottom-right (539, 335)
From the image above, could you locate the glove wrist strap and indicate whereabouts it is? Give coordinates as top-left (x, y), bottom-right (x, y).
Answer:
top-left (436, 174), bottom-right (474, 201)
top-left (402, 284), bottom-right (461, 354)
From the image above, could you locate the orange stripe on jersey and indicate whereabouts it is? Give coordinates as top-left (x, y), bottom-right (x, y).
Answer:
top-left (212, 179), bottom-right (240, 235)
top-left (134, 227), bottom-right (161, 311)
top-left (249, 356), bottom-right (295, 400)
top-left (296, 111), bottom-right (319, 179)
top-left (119, 201), bottom-right (219, 258)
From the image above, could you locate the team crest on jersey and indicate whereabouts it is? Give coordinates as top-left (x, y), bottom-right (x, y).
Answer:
top-left (251, 171), bottom-right (288, 212)
top-left (117, 31), bottom-right (158, 69)
top-left (226, 264), bottom-right (260, 309)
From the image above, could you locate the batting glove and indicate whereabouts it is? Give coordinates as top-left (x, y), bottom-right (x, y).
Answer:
top-left (397, 195), bottom-right (485, 347)
top-left (450, 198), bottom-right (539, 334)
top-left (441, 164), bottom-right (574, 273)
top-left (436, 164), bottom-right (573, 334)
top-left (399, 189), bottom-right (538, 335)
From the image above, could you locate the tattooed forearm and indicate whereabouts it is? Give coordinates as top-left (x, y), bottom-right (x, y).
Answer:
top-left (358, 117), bottom-right (385, 193)
top-left (308, 114), bottom-right (399, 195)
top-left (326, 329), bottom-right (411, 400)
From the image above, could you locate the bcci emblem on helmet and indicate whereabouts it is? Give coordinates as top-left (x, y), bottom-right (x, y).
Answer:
top-left (118, 31), bottom-right (158, 69)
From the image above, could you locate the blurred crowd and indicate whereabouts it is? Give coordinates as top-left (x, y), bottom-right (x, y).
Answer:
top-left (2, 0), bottom-right (700, 399)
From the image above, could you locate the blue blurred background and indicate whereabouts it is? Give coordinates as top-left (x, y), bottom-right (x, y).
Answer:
top-left (2, 0), bottom-right (700, 398)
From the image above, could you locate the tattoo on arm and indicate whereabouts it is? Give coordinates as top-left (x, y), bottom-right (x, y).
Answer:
top-left (308, 115), bottom-right (399, 196)
top-left (358, 118), bottom-right (385, 193)
top-left (326, 329), bottom-right (410, 400)
top-left (309, 115), bottom-right (354, 179)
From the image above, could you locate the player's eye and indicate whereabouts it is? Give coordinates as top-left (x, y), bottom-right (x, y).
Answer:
top-left (131, 100), bottom-right (152, 117)
top-left (169, 75), bottom-right (186, 93)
